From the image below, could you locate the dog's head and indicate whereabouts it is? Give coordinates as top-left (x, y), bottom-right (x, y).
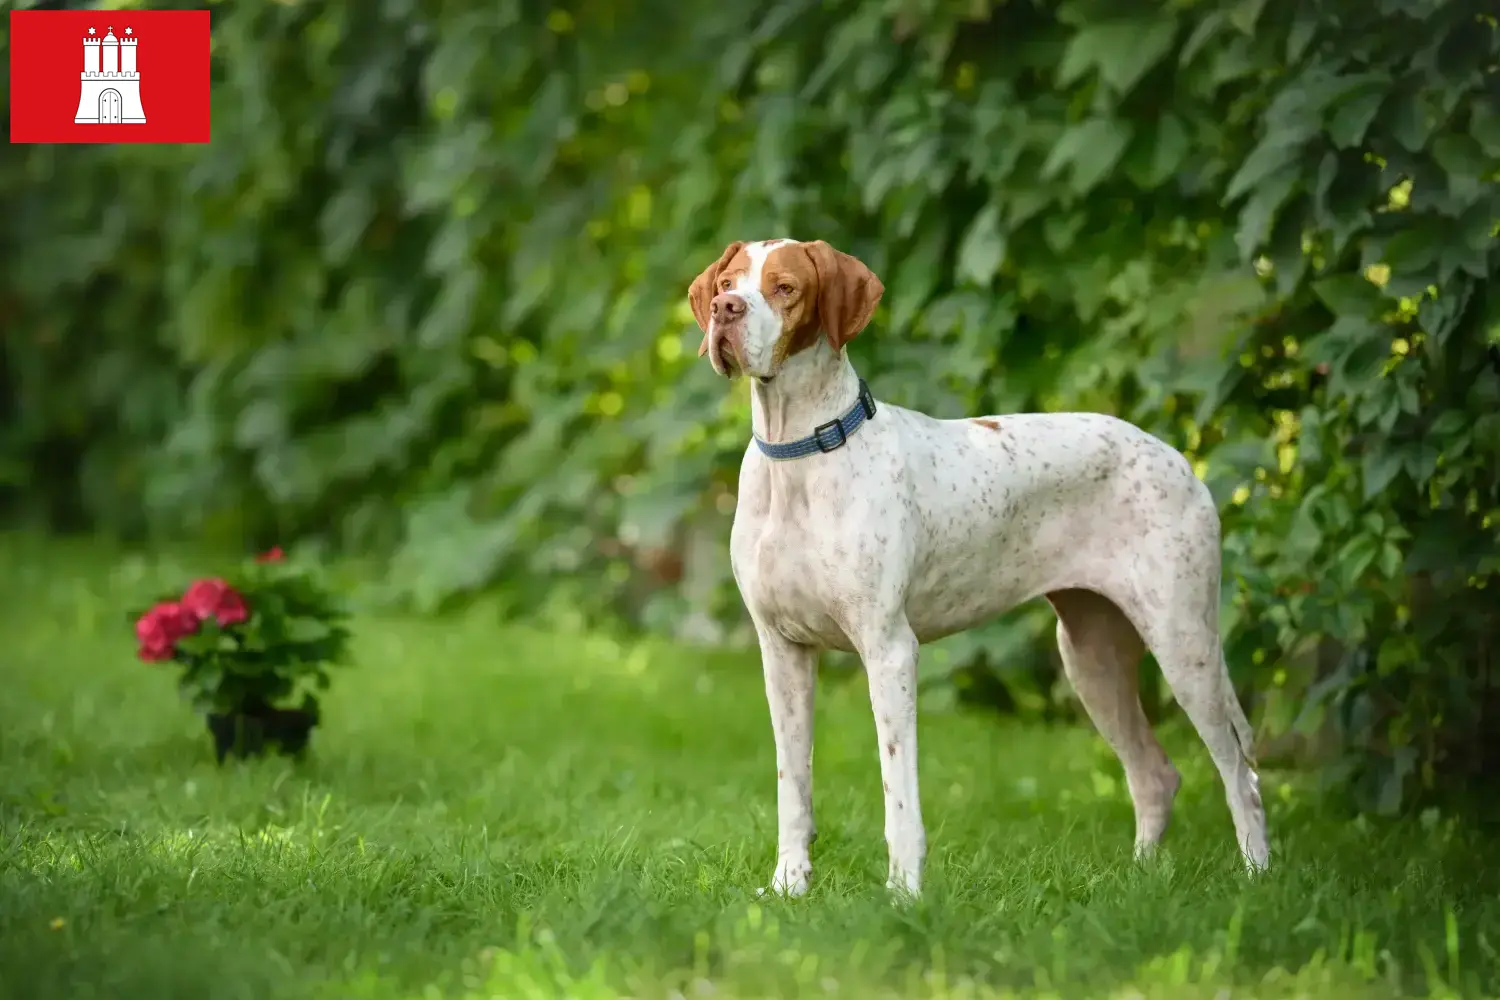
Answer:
top-left (687, 239), bottom-right (884, 382)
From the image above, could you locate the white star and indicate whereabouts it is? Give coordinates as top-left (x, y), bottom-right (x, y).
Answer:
top-left (88, 26), bottom-right (96, 35)
top-left (125, 27), bottom-right (133, 36)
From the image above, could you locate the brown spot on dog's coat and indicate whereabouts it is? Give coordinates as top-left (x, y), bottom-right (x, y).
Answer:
top-left (974, 418), bottom-right (1002, 431)
top-left (886, 742), bottom-right (897, 757)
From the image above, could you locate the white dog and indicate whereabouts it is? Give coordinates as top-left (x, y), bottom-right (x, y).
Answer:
top-left (688, 238), bottom-right (1269, 897)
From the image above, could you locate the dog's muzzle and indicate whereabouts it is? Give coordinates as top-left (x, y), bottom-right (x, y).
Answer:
top-left (708, 293), bottom-right (748, 376)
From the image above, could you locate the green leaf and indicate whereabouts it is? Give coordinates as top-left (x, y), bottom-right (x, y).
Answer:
top-left (1403, 441), bottom-right (1440, 486)
top-left (284, 617), bottom-right (334, 642)
top-left (1265, 199), bottom-right (1310, 294)
top-left (1418, 281), bottom-right (1473, 344)
top-left (1429, 409), bottom-right (1468, 437)
top-left (1474, 414), bottom-right (1500, 453)
top-left (1362, 448), bottom-right (1404, 500)
top-left (1140, 115), bottom-right (1188, 189)
top-left (234, 399), bottom-right (288, 450)
top-left (1326, 85), bottom-right (1386, 149)
top-left (176, 632), bottom-right (217, 656)
top-left (1471, 101), bottom-right (1500, 157)
top-left (1340, 335), bottom-right (1389, 387)
top-left (1234, 164), bottom-right (1300, 259)
top-left (887, 224), bottom-right (945, 330)
top-left (1058, 17), bottom-right (1179, 95)
top-left (1430, 134), bottom-right (1489, 203)
top-left (1298, 405), bottom-right (1323, 465)
top-left (1311, 150), bottom-right (1376, 254)
top-left (1178, 11), bottom-right (1224, 67)
top-left (1285, 7), bottom-right (1319, 63)
top-left (1040, 118), bottom-right (1134, 195)
top-left (1377, 228), bottom-right (1440, 276)
top-left (1224, 135), bottom-right (1303, 203)
top-left (1285, 502), bottom-right (1324, 557)
top-left (1227, 0), bottom-right (1268, 34)
top-left (1338, 533), bottom-right (1381, 586)
top-left (955, 204), bottom-right (1007, 286)
top-left (194, 665), bottom-right (223, 697)
top-left (319, 185), bottom-right (375, 266)
top-left (1377, 634), bottom-right (1415, 675)
top-left (1311, 273), bottom-right (1384, 317)
top-left (1388, 90), bottom-right (1434, 152)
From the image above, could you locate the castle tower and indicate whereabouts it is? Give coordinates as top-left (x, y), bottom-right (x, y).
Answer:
top-left (101, 27), bottom-right (119, 73)
top-left (74, 25), bottom-right (146, 124)
top-left (83, 29), bottom-right (100, 74)
top-left (120, 29), bottom-right (137, 74)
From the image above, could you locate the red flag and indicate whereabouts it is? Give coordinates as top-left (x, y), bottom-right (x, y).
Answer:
top-left (8, 9), bottom-right (211, 144)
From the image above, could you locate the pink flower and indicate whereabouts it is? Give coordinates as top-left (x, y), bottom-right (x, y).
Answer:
top-left (181, 578), bottom-right (250, 627)
top-left (255, 546), bottom-right (285, 563)
top-left (135, 602), bottom-right (198, 662)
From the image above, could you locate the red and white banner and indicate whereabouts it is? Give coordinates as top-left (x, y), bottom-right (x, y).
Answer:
top-left (9, 9), bottom-right (211, 144)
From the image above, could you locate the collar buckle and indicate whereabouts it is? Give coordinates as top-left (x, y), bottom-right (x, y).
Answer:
top-left (813, 418), bottom-right (849, 453)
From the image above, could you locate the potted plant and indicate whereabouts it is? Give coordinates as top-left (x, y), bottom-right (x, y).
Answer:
top-left (131, 547), bottom-right (352, 763)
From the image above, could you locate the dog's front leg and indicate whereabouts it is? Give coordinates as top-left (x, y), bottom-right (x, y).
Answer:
top-left (861, 625), bottom-right (925, 898)
top-left (755, 625), bottom-right (819, 897)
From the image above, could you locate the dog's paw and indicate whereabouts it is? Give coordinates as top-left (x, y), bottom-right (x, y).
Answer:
top-left (1132, 839), bottom-right (1159, 861)
top-left (884, 869), bottom-right (921, 902)
top-left (757, 859), bottom-right (812, 898)
top-left (1132, 843), bottom-right (1176, 879)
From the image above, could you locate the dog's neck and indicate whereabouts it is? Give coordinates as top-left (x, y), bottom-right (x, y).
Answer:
top-left (749, 339), bottom-right (862, 444)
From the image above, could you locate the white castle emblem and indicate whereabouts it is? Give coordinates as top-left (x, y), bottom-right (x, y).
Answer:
top-left (74, 25), bottom-right (146, 125)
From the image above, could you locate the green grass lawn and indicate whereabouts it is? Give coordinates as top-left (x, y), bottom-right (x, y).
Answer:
top-left (1, 537), bottom-right (1496, 999)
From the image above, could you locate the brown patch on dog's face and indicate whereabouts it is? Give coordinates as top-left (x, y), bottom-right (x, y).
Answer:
top-left (688, 241), bottom-right (748, 360)
top-left (764, 240), bottom-right (885, 368)
top-left (761, 243), bottom-right (823, 368)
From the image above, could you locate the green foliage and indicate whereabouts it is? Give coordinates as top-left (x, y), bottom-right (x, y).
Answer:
top-left (1200, 1), bottom-right (1500, 814)
top-left (131, 556), bottom-right (350, 715)
top-left (2, 0), bottom-right (1498, 811)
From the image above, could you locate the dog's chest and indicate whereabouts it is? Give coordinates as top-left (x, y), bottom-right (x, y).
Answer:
top-left (730, 462), bottom-right (899, 648)
top-left (732, 523), bottom-right (860, 647)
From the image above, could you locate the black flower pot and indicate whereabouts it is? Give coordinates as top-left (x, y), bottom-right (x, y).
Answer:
top-left (206, 702), bottom-right (317, 763)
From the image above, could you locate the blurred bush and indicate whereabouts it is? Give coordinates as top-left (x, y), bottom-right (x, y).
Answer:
top-left (2, 0), bottom-right (1498, 811)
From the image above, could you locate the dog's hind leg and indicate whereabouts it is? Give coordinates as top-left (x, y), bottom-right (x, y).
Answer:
top-left (1048, 588), bottom-right (1180, 858)
top-left (1131, 518), bottom-right (1270, 873)
top-left (1155, 634), bottom-right (1269, 873)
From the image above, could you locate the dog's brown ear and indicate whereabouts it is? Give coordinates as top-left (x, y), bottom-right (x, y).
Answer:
top-left (689, 241), bottom-right (748, 356)
top-left (803, 240), bottom-right (884, 353)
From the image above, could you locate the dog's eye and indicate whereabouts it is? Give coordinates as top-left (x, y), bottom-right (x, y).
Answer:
top-left (775, 284), bottom-right (794, 296)
top-left (719, 279), bottom-right (732, 292)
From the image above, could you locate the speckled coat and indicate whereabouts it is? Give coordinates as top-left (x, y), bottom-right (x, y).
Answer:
top-left (688, 238), bottom-right (1269, 898)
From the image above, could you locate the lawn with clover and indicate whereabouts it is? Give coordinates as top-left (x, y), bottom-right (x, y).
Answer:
top-left (2, 534), bottom-right (1498, 1000)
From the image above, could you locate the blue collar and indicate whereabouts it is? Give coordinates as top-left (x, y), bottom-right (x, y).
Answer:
top-left (753, 379), bottom-right (878, 461)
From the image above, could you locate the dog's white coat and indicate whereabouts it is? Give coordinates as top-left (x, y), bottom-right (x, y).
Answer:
top-left (709, 239), bottom-right (1270, 898)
